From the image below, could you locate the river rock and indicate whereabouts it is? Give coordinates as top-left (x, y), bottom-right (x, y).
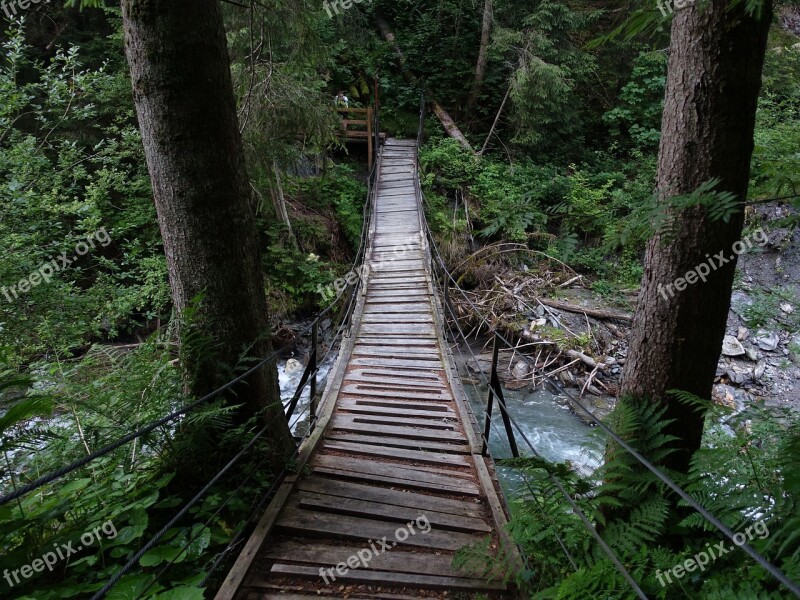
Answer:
top-left (754, 330), bottom-right (780, 351)
top-left (558, 369), bottom-right (575, 385)
top-left (512, 360), bottom-right (529, 379)
top-left (737, 326), bottom-right (749, 341)
top-left (753, 359), bottom-right (767, 381)
top-left (722, 335), bottom-right (746, 357)
top-left (530, 318), bottom-right (547, 329)
top-left (726, 369), bottom-right (745, 385)
top-left (745, 347), bottom-right (759, 362)
top-left (285, 358), bottom-right (303, 374)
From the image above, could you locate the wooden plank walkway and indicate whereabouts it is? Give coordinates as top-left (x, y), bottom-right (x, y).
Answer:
top-left (216, 139), bottom-right (517, 600)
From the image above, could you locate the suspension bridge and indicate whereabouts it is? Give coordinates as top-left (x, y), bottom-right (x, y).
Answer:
top-left (3, 100), bottom-right (800, 600)
top-left (215, 138), bottom-right (518, 599)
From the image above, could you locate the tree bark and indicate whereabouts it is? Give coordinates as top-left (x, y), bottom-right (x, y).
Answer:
top-left (272, 160), bottom-right (299, 251)
top-left (121, 0), bottom-right (293, 453)
top-left (466, 0), bottom-right (493, 114)
top-left (431, 101), bottom-right (474, 152)
top-left (618, 0), bottom-right (772, 472)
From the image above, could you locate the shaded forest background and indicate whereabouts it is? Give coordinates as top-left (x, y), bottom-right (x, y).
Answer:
top-left (1, 0), bottom-right (799, 597)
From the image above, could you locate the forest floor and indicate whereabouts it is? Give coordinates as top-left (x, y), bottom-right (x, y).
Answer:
top-left (459, 203), bottom-right (800, 421)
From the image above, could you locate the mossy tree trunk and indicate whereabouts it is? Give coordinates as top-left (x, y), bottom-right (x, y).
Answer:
top-left (618, 0), bottom-right (772, 472)
top-left (121, 0), bottom-right (293, 457)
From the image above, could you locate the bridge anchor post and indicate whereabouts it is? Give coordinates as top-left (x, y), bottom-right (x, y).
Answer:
top-left (482, 332), bottom-right (520, 457)
top-left (309, 319), bottom-right (318, 416)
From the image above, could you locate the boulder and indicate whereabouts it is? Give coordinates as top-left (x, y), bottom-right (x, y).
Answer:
top-left (754, 330), bottom-right (780, 352)
top-left (722, 335), bottom-right (746, 357)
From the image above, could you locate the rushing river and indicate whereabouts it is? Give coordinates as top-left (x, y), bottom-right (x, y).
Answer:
top-left (452, 340), bottom-right (604, 495)
top-left (278, 353), bottom-right (336, 436)
top-left (462, 379), bottom-right (603, 494)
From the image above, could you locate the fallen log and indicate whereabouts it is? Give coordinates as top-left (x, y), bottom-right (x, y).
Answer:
top-left (538, 298), bottom-right (633, 322)
top-left (563, 349), bottom-right (608, 371)
top-left (431, 102), bottom-right (474, 152)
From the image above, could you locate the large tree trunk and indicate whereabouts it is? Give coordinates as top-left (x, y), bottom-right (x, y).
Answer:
top-left (618, 0), bottom-right (772, 472)
top-left (121, 0), bottom-right (293, 454)
top-left (466, 0), bottom-right (493, 113)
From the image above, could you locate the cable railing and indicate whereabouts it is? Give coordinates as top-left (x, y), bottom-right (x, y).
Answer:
top-left (413, 93), bottom-right (800, 598)
top-left (1, 148), bottom-right (382, 599)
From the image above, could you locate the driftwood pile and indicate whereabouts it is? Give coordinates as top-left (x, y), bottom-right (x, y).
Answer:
top-left (446, 244), bottom-right (634, 403)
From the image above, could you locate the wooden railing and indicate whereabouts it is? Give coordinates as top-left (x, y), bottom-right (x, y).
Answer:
top-left (336, 107), bottom-right (379, 169)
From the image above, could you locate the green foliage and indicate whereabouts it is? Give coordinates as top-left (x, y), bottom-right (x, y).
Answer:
top-left (498, 395), bottom-right (800, 598)
top-left (473, 163), bottom-right (551, 242)
top-left (607, 178), bottom-right (741, 253)
top-left (0, 330), bottom-right (280, 598)
top-left (496, 1), bottom-right (599, 156)
top-left (739, 287), bottom-right (799, 329)
top-left (750, 43), bottom-right (800, 219)
top-left (0, 24), bottom-right (168, 366)
top-left (603, 51), bottom-right (667, 149)
top-left (548, 169), bottom-right (615, 241)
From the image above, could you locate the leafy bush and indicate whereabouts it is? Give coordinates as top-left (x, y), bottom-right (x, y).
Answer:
top-left (496, 396), bottom-right (800, 599)
top-left (603, 51), bottom-right (667, 150)
top-left (0, 26), bottom-right (168, 366)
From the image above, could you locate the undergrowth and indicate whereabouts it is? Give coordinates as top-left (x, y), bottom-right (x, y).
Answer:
top-left (468, 396), bottom-right (800, 598)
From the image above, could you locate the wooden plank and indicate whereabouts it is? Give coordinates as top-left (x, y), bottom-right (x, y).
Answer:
top-left (330, 416), bottom-right (466, 442)
top-left (313, 453), bottom-right (473, 480)
top-left (247, 594), bottom-right (421, 600)
top-left (275, 508), bottom-right (483, 551)
top-left (344, 413), bottom-right (459, 430)
top-left (322, 440), bottom-right (470, 466)
top-left (371, 276), bottom-right (431, 282)
top-left (297, 493), bottom-right (492, 533)
top-left (260, 541), bottom-right (464, 576)
top-left (324, 432), bottom-right (470, 454)
top-left (359, 323), bottom-right (436, 335)
top-left (349, 357), bottom-right (449, 370)
top-left (337, 396), bottom-right (452, 412)
top-left (297, 477), bottom-right (484, 517)
top-left (343, 380), bottom-right (446, 394)
top-left (311, 465), bottom-right (479, 496)
top-left (265, 565), bottom-right (505, 591)
top-left (348, 367), bottom-right (443, 381)
top-left (338, 400), bottom-right (456, 419)
top-left (352, 339), bottom-right (438, 349)
top-left (311, 455), bottom-right (479, 495)
top-left (339, 386), bottom-right (450, 402)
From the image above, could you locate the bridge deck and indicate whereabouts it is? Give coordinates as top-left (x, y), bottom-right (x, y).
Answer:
top-left (216, 139), bottom-right (515, 599)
